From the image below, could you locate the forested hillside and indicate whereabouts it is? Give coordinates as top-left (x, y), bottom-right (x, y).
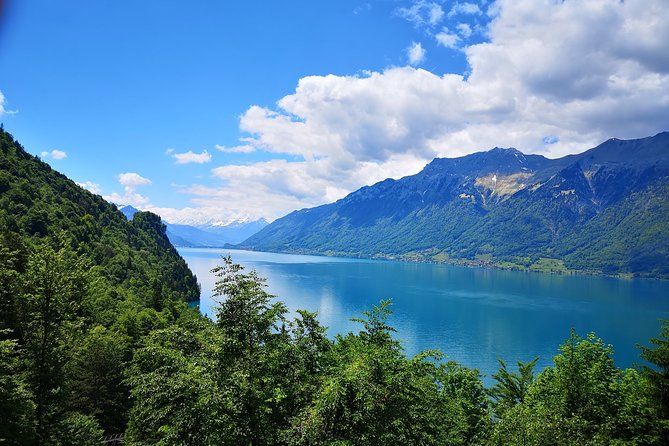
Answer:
top-left (0, 128), bottom-right (200, 443)
top-left (241, 133), bottom-right (669, 278)
top-left (0, 129), bottom-right (199, 303)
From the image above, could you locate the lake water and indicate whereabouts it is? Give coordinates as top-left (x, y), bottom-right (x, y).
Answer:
top-left (179, 247), bottom-right (669, 380)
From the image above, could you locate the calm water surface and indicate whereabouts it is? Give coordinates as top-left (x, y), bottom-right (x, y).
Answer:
top-left (179, 247), bottom-right (669, 380)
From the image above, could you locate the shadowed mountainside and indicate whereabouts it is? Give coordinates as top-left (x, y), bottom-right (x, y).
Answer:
top-left (240, 132), bottom-right (669, 277)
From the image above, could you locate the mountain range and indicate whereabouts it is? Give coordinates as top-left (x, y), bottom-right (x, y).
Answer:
top-left (120, 205), bottom-right (267, 247)
top-left (239, 132), bottom-right (669, 278)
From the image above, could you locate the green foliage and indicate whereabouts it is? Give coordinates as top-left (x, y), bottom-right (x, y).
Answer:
top-left (125, 316), bottom-right (222, 446)
top-left (640, 319), bottom-right (669, 441)
top-left (126, 258), bottom-right (332, 446)
top-left (66, 325), bottom-right (132, 433)
top-left (53, 413), bottom-right (104, 446)
top-left (0, 335), bottom-right (35, 445)
top-left (0, 129), bottom-right (199, 306)
top-left (0, 128), bottom-right (665, 444)
top-left (125, 258), bottom-right (665, 446)
top-left (489, 357), bottom-right (538, 418)
top-left (489, 331), bottom-right (661, 445)
top-left (21, 244), bottom-right (87, 442)
top-left (0, 128), bottom-right (199, 442)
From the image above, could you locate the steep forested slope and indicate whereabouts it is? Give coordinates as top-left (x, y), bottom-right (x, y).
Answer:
top-left (0, 129), bottom-right (199, 303)
top-left (0, 128), bottom-right (200, 442)
top-left (241, 132), bottom-right (669, 277)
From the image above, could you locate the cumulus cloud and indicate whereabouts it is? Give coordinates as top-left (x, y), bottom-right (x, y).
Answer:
top-left (0, 90), bottom-right (17, 116)
top-left (105, 172), bottom-right (152, 207)
top-left (215, 144), bottom-right (256, 154)
top-left (456, 23), bottom-right (473, 38)
top-left (41, 149), bottom-right (67, 160)
top-left (153, 0), bottom-right (669, 223)
top-left (448, 2), bottom-right (482, 18)
top-left (151, 153), bottom-right (427, 224)
top-left (406, 42), bottom-right (426, 65)
top-left (397, 1), bottom-right (445, 28)
top-left (118, 172), bottom-right (151, 188)
top-left (435, 27), bottom-right (460, 48)
top-left (0, 91), bottom-right (7, 115)
top-left (76, 181), bottom-right (102, 194)
top-left (172, 149), bottom-right (212, 164)
top-left (240, 0), bottom-right (669, 157)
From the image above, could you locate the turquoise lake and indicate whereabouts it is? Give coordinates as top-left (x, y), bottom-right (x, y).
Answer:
top-left (179, 247), bottom-right (669, 380)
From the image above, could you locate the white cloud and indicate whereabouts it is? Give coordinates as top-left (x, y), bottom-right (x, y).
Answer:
top-left (435, 28), bottom-right (461, 48)
top-left (118, 172), bottom-right (151, 188)
top-left (397, 1), bottom-right (445, 28)
top-left (172, 149), bottom-right (212, 164)
top-left (0, 91), bottom-right (7, 115)
top-left (76, 181), bottom-right (102, 194)
top-left (206, 0), bottom-right (669, 220)
top-left (406, 42), bottom-right (426, 65)
top-left (215, 144), bottom-right (256, 154)
top-left (353, 3), bottom-right (371, 15)
top-left (105, 172), bottom-right (152, 207)
top-left (427, 2), bottom-right (445, 25)
top-left (151, 153), bottom-right (427, 224)
top-left (448, 2), bottom-right (482, 18)
top-left (143, 0), bottom-right (669, 224)
top-left (456, 23), bottom-right (473, 38)
top-left (0, 90), bottom-right (17, 116)
top-left (41, 149), bottom-right (68, 160)
top-left (240, 0), bottom-right (669, 159)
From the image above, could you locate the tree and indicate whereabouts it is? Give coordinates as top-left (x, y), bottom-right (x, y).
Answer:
top-left (640, 319), bottom-right (669, 441)
top-left (66, 325), bottom-right (131, 434)
top-left (125, 317), bottom-right (222, 446)
top-left (288, 301), bottom-right (488, 446)
top-left (20, 245), bottom-right (87, 443)
top-left (212, 256), bottom-right (294, 445)
top-left (0, 235), bottom-right (25, 339)
top-left (490, 331), bottom-right (661, 445)
top-left (489, 357), bottom-right (538, 418)
top-left (53, 413), bottom-right (103, 446)
top-left (0, 336), bottom-right (35, 445)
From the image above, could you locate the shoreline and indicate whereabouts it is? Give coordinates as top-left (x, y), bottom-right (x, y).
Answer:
top-left (177, 245), bottom-right (668, 282)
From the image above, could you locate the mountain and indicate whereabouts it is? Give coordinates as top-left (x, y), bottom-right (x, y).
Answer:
top-left (195, 218), bottom-right (269, 244)
top-left (0, 129), bottom-right (200, 304)
top-left (240, 132), bottom-right (669, 278)
top-left (119, 204), bottom-right (140, 220)
top-left (119, 205), bottom-right (267, 247)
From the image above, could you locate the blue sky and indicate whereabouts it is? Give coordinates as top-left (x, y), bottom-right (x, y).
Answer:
top-left (0, 0), bottom-right (667, 223)
top-left (0, 0), bottom-right (482, 213)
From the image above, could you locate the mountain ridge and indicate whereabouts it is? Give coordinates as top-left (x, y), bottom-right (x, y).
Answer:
top-left (239, 132), bottom-right (669, 278)
top-left (119, 205), bottom-right (267, 247)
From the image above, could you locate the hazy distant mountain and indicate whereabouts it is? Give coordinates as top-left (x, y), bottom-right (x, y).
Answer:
top-left (119, 204), bottom-right (140, 220)
top-left (119, 205), bottom-right (267, 247)
top-left (197, 219), bottom-right (269, 243)
top-left (239, 132), bottom-right (669, 278)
